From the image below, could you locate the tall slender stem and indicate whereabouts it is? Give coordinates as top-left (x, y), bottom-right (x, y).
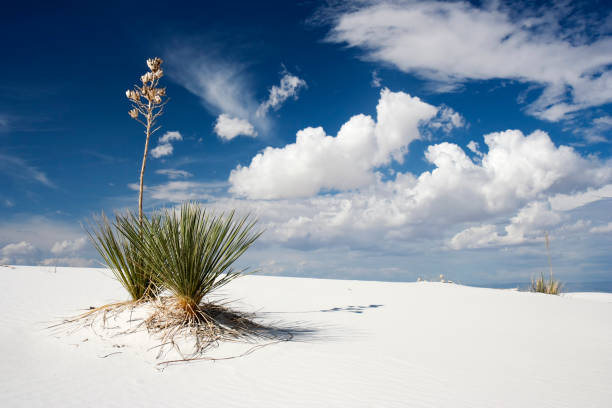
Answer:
top-left (545, 231), bottom-right (553, 281)
top-left (127, 58), bottom-right (166, 225)
top-left (139, 105), bottom-right (152, 226)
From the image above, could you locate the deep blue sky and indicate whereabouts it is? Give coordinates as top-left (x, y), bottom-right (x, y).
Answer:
top-left (2, 0), bottom-right (612, 286)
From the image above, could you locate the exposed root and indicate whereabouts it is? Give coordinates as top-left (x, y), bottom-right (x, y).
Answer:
top-left (50, 296), bottom-right (299, 366)
top-left (48, 300), bottom-right (144, 337)
top-left (144, 297), bottom-right (293, 361)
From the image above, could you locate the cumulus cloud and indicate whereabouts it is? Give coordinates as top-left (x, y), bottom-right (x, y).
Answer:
top-left (214, 114), bottom-right (258, 140)
top-left (151, 131), bottom-right (182, 159)
top-left (0, 216), bottom-right (98, 267)
top-left (230, 89), bottom-right (438, 199)
top-left (50, 237), bottom-right (87, 255)
top-left (427, 106), bottom-right (465, 133)
top-left (590, 222), bottom-right (612, 234)
top-left (221, 126), bottom-right (611, 252)
top-left (326, 0), bottom-right (612, 120)
top-left (0, 241), bottom-right (36, 265)
top-left (467, 141), bottom-right (483, 157)
top-left (256, 72), bottom-right (307, 117)
top-left (449, 201), bottom-right (562, 250)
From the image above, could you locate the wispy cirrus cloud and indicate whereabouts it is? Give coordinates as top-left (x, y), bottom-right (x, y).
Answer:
top-left (166, 44), bottom-right (306, 141)
top-left (0, 152), bottom-right (55, 188)
top-left (155, 168), bottom-right (193, 179)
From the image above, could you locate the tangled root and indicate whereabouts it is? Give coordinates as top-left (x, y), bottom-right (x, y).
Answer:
top-left (50, 296), bottom-right (294, 366)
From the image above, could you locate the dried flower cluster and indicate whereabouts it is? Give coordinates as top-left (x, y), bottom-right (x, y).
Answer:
top-left (126, 57), bottom-right (168, 224)
top-left (126, 57), bottom-right (167, 124)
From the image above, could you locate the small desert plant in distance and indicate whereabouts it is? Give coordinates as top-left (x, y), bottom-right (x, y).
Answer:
top-left (530, 272), bottom-right (562, 295)
top-left (530, 232), bottom-right (563, 295)
top-left (126, 57), bottom-right (168, 225)
top-left (86, 213), bottom-right (160, 301)
top-left (117, 202), bottom-right (263, 316)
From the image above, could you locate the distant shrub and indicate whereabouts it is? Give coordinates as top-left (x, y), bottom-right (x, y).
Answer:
top-left (530, 271), bottom-right (562, 295)
top-left (529, 232), bottom-right (562, 295)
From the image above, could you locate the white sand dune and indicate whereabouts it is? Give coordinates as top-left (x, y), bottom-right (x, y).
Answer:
top-left (1, 265), bottom-right (611, 407)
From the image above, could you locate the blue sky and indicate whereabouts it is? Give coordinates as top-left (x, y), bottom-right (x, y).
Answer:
top-left (2, 0), bottom-right (612, 285)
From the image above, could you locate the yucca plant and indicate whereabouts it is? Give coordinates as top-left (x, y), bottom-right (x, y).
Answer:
top-left (117, 202), bottom-right (263, 316)
top-left (86, 213), bottom-right (159, 301)
top-left (530, 272), bottom-right (562, 294)
top-left (529, 232), bottom-right (563, 295)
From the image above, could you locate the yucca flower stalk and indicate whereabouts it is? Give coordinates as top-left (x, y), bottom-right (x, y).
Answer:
top-left (116, 203), bottom-right (263, 315)
top-left (126, 57), bottom-right (168, 225)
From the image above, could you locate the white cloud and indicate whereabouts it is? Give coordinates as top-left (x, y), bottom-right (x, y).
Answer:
top-left (1, 241), bottom-right (35, 257)
top-left (575, 115), bottom-right (612, 144)
top-left (0, 153), bottom-right (55, 188)
top-left (221, 125), bottom-right (611, 252)
top-left (371, 70), bottom-right (382, 88)
top-left (326, 0), bottom-right (612, 121)
top-left (0, 216), bottom-right (98, 267)
top-left (256, 72), bottom-right (307, 117)
top-left (548, 184), bottom-right (612, 211)
top-left (158, 131), bottom-right (182, 144)
top-left (50, 237), bottom-right (87, 255)
top-left (590, 222), bottom-right (612, 234)
top-left (166, 46), bottom-right (271, 136)
top-left (230, 89), bottom-right (438, 199)
top-left (40, 257), bottom-right (96, 267)
top-left (428, 106), bottom-right (465, 133)
top-left (166, 48), bottom-right (257, 121)
top-left (449, 201), bottom-right (562, 250)
top-left (0, 241), bottom-right (36, 265)
top-left (155, 169), bottom-right (193, 179)
top-left (467, 141), bottom-right (483, 157)
top-left (144, 180), bottom-right (228, 203)
top-left (151, 131), bottom-right (182, 159)
top-left (150, 144), bottom-right (173, 158)
top-left (214, 114), bottom-right (258, 140)
top-left (167, 48), bottom-right (307, 138)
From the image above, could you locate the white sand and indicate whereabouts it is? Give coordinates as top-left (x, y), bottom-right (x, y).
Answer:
top-left (1, 265), bottom-right (611, 407)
